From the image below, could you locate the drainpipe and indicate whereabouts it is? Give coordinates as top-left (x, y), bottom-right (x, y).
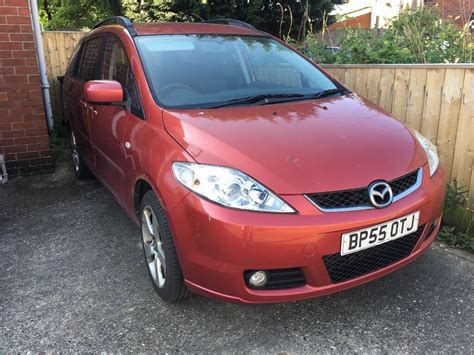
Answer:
top-left (29, 0), bottom-right (54, 134)
top-left (0, 154), bottom-right (8, 184)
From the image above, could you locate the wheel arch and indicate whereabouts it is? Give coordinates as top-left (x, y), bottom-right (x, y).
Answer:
top-left (133, 177), bottom-right (154, 217)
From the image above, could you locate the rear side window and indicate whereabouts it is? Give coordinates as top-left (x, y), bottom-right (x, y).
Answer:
top-left (77, 37), bottom-right (103, 82)
top-left (66, 42), bottom-right (82, 77)
top-left (101, 35), bottom-right (143, 117)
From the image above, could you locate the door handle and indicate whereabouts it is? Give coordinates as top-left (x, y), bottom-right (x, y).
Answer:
top-left (89, 106), bottom-right (98, 116)
top-left (79, 100), bottom-right (87, 108)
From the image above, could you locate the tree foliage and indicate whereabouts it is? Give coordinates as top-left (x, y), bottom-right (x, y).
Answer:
top-left (298, 7), bottom-right (473, 64)
top-left (39, 0), bottom-right (115, 30)
top-left (39, 0), bottom-right (341, 39)
top-left (124, 0), bottom-right (341, 40)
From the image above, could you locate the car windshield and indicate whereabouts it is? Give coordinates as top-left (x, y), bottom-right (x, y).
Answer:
top-left (136, 35), bottom-right (339, 109)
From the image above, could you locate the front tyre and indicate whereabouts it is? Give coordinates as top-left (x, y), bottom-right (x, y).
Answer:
top-left (140, 190), bottom-right (190, 302)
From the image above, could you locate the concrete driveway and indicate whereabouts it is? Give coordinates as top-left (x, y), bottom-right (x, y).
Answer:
top-left (1, 157), bottom-right (473, 353)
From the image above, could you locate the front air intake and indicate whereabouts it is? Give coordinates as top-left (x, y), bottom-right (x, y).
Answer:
top-left (323, 224), bottom-right (425, 283)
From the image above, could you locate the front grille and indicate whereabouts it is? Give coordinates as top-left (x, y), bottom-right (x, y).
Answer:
top-left (244, 268), bottom-right (306, 290)
top-left (306, 168), bottom-right (421, 211)
top-left (391, 170), bottom-right (419, 196)
top-left (309, 188), bottom-right (367, 210)
top-left (323, 224), bottom-right (425, 283)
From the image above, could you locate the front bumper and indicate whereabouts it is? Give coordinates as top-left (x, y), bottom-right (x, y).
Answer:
top-left (168, 164), bottom-right (446, 304)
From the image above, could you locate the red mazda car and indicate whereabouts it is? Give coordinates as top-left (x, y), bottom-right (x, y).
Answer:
top-left (63, 17), bottom-right (445, 303)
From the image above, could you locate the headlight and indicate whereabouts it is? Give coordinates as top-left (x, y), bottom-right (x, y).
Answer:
top-left (413, 130), bottom-right (439, 176)
top-left (172, 162), bottom-right (295, 213)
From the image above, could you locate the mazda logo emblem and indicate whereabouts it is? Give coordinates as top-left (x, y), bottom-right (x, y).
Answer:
top-left (368, 181), bottom-right (393, 208)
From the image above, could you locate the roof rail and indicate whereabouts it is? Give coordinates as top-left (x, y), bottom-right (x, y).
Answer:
top-left (92, 16), bottom-right (137, 36)
top-left (203, 19), bottom-right (255, 30)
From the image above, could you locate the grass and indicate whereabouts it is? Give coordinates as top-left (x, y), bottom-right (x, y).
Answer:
top-left (438, 182), bottom-right (473, 252)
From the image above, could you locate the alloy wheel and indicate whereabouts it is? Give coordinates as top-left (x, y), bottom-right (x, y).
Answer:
top-left (70, 131), bottom-right (80, 172)
top-left (142, 205), bottom-right (166, 288)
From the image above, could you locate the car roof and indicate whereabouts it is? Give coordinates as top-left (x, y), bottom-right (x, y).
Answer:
top-left (132, 22), bottom-right (265, 36)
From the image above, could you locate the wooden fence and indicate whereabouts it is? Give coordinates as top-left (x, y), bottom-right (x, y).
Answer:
top-left (42, 31), bottom-right (84, 119)
top-left (323, 64), bottom-right (474, 197)
top-left (41, 31), bottom-right (474, 197)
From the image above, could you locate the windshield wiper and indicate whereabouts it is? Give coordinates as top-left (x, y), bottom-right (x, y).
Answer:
top-left (308, 88), bottom-right (344, 99)
top-left (206, 93), bottom-right (306, 109)
top-left (206, 88), bottom-right (345, 109)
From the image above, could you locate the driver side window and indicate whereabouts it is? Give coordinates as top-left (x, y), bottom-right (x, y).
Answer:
top-left (101, 35), bottom-right (143, 118)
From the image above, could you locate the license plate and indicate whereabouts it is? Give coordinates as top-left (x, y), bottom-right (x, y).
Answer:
top-left (341, 212), bottom-right (420, 256)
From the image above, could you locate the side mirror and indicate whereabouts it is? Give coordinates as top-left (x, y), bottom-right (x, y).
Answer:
top-left (84, 80), bottom-right (124, 104)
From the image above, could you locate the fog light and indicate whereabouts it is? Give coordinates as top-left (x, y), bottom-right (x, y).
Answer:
top-left (248, 271), bottom-right (268, 287)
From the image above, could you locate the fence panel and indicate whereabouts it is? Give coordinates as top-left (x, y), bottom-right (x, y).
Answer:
top-left (42, 31), bottom-right (84, 118)
top-left (41, 32), bottom-right (474, 197)
top-left (323, 64), bottom-right (474, 198)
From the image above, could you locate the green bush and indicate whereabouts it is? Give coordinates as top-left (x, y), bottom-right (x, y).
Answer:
top-left (296, 7), bottom-right (473, 64)
top-left (438, 226), bottom-right (473, 252)
top-left (290, 33), bottom-right (338, 64)
top-left (438, 182), bottom-right (473, 252)
top-left (389, 7), bottom-right (472, 63)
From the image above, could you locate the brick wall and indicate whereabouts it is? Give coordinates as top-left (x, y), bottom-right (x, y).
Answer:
top-left (330, 12), bottom-right (372, 29)
top-left (0, 0), bottom-right (53, 176)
